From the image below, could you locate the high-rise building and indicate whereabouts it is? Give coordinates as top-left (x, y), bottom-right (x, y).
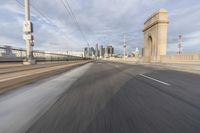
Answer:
top-left (85, 44), bottom-right (114, 58)
top-left (103, 48), bottom-right (105, 57)
top-left (95, 43), bottom-right (99, 57)
top-left (83, 47), bottom-right (88, 57)
top-left (84, 46), bottom-right (96, 58)
top-left (100, 45), bottom-right (104, 58)
top-left (90, 47), bottom-right (95, 57)
top-left (106, 45), bottom-right (114, 57)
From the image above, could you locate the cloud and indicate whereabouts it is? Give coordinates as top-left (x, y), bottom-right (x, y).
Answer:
top-left (0, 0), bottom-right (200, 53)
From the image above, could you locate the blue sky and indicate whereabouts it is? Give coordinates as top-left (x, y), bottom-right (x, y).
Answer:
top-left (0, 0), bottom-right (200, 54)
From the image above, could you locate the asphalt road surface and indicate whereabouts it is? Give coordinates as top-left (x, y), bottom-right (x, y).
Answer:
top-left (0, 61), bottom-right (200, 133)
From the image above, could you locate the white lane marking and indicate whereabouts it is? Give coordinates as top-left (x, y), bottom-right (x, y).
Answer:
top-left (139, 74), bottom-right (171, 86)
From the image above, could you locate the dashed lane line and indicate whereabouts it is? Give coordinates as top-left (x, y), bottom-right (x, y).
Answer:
top-left (139, 74), bottom-right (171, 86)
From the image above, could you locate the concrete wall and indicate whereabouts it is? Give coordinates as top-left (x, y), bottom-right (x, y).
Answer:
top-left (160, 53), bottom-right (200, 64)
top-left (100, 54), bottom-right (200, 65)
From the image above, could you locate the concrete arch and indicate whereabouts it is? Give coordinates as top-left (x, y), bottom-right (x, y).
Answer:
top-left (143, 9), bottom-right (169, 63)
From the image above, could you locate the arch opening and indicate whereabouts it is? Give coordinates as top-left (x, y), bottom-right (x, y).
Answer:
top-left (148, 36), bottom-right (156, 62)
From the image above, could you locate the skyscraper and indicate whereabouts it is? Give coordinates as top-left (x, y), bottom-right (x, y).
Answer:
top-left (107, 45), bottom-right (114, 57)
top-left (83, 47), bottom-right (88, 57)
top-left (100, 45), bottom-right (104, 58)
top-left (95, 43), bottom-right (99, 58)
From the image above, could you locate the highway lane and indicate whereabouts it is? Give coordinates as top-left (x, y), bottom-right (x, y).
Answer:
top-left (0, 61), bottom-right (200, 133)
top-left (26, 61), bottom-right (200, 133)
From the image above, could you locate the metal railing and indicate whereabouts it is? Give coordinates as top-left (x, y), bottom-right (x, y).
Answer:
top-left (0, 45), bottom-right (86, 62)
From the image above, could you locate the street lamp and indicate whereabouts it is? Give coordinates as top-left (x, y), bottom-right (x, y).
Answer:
top-left (23, 0), bottom-right (36, 65)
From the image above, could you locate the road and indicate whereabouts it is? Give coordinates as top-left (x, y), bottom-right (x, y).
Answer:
top-left (0, 61), bottom-right (200, 133)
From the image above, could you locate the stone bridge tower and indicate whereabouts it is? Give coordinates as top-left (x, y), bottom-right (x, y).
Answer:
top-left (143, 9), bottom-right (169, 63)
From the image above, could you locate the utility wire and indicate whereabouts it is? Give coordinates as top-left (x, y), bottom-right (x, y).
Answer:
top-left (15, 0), bottom-right (80, 45)
top-left (61, 0), bottom-right (90, 46)
top-left (17, 0), bottom-right (63, 30)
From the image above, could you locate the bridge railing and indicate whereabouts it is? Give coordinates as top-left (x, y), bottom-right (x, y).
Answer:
top-left (0, 45), bottom-right (86, 62)
top-left (160, 52), bottom-right (200, 64)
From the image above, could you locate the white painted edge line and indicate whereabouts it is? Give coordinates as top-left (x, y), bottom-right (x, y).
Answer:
top-left (139, 74), bottom-right (171, 86)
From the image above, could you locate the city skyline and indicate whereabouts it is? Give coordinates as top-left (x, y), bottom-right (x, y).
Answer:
top-left (83, 44), bottom-right (114, 58)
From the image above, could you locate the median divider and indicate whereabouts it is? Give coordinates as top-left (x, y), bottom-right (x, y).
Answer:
top-left (0, 60), bottom-right (92, 94)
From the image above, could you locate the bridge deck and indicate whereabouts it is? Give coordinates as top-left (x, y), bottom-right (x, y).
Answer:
top-left (0, 61), bottom-right (200, 133)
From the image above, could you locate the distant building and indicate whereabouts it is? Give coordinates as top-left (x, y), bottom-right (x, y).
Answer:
top-left (1, 46), bottom-right (16, 57)
top-left (83, 46), bottom-right (96, 58)
top-left (103, 48), bottom-right (105, 57)
top-left (90, 47), bottom-right (95, 57)
top-left (100, 45), bottom-right (105, 58)
top-left (132, 48), bottom-right (139, 57)
top-left (83, 47), bottom-right (89, 57)
top-left (105, 45), bottom-right (114, 57)
top-left (84, 44), bottom-right (114, 58)
top-left (95, 43), bottom-right (99, 57)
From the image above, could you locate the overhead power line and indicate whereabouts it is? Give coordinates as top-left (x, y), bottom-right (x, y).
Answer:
top-left (60, 0), bottom-right (90, 46)
top-left (15, 0), bottom-right (80, 45)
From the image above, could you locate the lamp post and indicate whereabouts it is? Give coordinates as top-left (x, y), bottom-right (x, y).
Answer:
top-left (23, 0), bottom-right (35, 65)
top-left (123, 33), bottom-right (127, 59)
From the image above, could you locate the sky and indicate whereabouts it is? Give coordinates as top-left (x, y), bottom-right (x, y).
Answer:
top-left (0, 0), bottom-right (200, 54)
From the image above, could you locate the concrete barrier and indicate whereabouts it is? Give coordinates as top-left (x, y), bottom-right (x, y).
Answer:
top-left (160, 52), bottom-right (200, 64)
top-left (0, 61), bottom-right (91, 94)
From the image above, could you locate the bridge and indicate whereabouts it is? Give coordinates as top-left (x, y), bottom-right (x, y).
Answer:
top-left (0, 1), bottom-right (200, 133)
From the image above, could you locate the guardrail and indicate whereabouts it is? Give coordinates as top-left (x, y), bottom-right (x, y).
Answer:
top-left (0, 46), bottom-right (88, 62)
